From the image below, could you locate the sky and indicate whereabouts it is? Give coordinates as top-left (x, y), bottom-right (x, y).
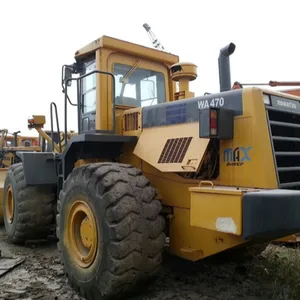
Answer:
top-left (1, 0), bottom-right (300, 136)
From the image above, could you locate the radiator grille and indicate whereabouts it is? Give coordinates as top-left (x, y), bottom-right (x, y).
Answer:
top-left (158, 137), bottom-right (192, 164)
top-left (124, 112), bottom-right (139, 131)
top-left (267, 106), bottom-right (300, 189)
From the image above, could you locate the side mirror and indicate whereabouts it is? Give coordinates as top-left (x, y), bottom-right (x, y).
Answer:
top-left (64, 67), bottom-right (73, 87)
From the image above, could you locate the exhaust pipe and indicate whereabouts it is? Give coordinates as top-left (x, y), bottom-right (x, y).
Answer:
top-left (218, 42), bottom-right (236, 92)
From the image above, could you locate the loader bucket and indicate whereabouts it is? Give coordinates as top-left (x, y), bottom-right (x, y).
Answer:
top-left (0, 168), bottom-right (7, 225)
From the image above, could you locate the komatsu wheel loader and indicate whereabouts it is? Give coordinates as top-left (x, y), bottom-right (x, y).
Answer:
top-left (3, 35), bottom-right (300, 300)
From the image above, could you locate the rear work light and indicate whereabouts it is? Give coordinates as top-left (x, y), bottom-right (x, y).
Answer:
top-left (199, 107), bottom-right (234, 140)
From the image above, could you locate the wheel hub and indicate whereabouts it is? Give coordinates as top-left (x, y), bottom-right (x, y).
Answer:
top-left (67, 200), bottom-right (98, 268)
top-left (5, 185), bottom-right (14, 224)
top-left (80, 217), bottom-right (94, 248)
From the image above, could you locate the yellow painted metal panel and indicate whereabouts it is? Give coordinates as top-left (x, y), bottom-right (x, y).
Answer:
top-left (169, 207), bottom-right (245, 261)
top-left (134, 122), bottom-right (209, 172)
top-left (74, 35), bottom-right (179, 66)
top-left (219, 88), bottom-right (278, 189)
top-left (190, 187), bottom-right (243, 235)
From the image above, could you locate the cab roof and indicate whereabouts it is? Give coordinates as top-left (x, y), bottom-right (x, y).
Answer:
top-left (74, 35), bottom-right (179, 65)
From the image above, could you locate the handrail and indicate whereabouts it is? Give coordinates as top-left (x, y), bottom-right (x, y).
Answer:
top-left (64, 70), bottom-right (116, 144)
top-left (50, 102), bottom-right (62, 153)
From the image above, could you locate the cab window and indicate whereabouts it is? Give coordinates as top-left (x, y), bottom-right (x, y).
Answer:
top-left (82, 60), bottom-right (96, 114)
top-left (113, 63), bottom-right (166, 107)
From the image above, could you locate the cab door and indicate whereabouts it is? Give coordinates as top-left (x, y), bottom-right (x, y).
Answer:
top-left (79, 58), bottom-right (97, 133)
top-left (106, 53), bottom-right (170, 130)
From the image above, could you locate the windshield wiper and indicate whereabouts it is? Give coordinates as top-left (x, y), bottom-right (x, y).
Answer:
top-left (120, 60), bottom-right (140, 97)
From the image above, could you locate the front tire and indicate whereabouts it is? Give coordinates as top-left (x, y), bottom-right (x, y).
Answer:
top-left (3, 163), bottom-right (55, 244)
top-left (57, 162), bottom-right (165, 300)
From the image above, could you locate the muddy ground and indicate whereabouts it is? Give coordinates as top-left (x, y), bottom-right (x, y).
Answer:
top-left (0, 226), bottom-right (291, 300)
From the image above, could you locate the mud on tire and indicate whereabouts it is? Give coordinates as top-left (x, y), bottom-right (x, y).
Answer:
top-left (3, 163), bottom-right (55, 244)
top-left (57, 162), bottom-right (165, 300)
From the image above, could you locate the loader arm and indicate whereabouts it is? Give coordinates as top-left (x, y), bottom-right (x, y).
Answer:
top-left (0, 130), bottom-right (8, 150)
top-left (35, 128), bottom-right (60, 153)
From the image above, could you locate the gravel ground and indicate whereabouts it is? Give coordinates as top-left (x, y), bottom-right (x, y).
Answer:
top-left (0, 226), bottom-right (284, 300)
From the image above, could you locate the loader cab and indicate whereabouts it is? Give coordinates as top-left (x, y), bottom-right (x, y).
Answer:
top-left (64, 36), bottom-right (179, 135)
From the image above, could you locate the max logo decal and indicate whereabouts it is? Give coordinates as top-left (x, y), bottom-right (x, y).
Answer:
top-left (223, 146), bottom-right (252, 166)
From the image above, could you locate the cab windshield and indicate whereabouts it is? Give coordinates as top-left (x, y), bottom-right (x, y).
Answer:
top-left (113, 63), bottom-right (166, 107)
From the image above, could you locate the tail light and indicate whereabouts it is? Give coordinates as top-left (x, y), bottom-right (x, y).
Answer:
top-left (210, 109), bottom-right (218, 136)
top-left (200, 107), bottom-right (234, 140)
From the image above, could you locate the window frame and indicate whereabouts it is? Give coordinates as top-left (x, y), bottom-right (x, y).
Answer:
top-left (107, 53), bottom-right (170, 108)
top-left (80, 59), bottom-right (97, 115)
top-left (113, 62), bottom-right (166, 108)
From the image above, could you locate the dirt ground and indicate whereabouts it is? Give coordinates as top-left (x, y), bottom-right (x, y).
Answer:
top-left (0, 226), bottom-right (83, 300)
top-left (0, 226), bottom-right (288, 300)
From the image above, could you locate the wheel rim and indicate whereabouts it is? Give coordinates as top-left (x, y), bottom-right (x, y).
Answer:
top-left (67, 200), bottom-right (98, 268)
top-left (5, 185), bottom-right (14, 224)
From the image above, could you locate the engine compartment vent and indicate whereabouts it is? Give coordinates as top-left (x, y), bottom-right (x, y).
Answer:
top-left (124, 112), bottom-right (139, 131)
top-left (158, 137), bottom-right (193, 163)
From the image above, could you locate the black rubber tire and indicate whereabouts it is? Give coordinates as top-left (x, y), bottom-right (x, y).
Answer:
top-left (3, 163), bottom-right (55, 244)
top-left (57, 162), bottom-right (165, 300)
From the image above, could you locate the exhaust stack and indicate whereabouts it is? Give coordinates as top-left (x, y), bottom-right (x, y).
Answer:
top-left (218, 43), bottom-right (236, 92)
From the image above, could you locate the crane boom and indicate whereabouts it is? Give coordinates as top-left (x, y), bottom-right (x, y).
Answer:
top-left (232, 80), bottom-right (300, 89)
top-left (142, 23), bottom-right (165, 51)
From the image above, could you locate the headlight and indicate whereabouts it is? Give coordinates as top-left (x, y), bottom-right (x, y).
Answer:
top-left (263, 94), bottom-right (271, 105)
top-left (28, 116), bottom-right (34, 124)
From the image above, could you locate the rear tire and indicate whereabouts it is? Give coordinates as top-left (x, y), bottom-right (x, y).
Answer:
top-left (57, 162), bottom-right (165, 300)
top-left (3, 163), bottom-right (55, 244)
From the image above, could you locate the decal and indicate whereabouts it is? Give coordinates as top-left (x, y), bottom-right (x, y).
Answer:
top-left (276, 99), bottom-right (296, 109)
top-left (223, 146), bottom-right (252, 166)
top-left (198, 97), bottom-right (224, 109)
top-left (271, 95), bottom-right (300, 112)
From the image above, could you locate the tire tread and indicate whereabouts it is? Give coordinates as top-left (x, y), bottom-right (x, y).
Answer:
top-left (57, 162), bottom-right (165, 299)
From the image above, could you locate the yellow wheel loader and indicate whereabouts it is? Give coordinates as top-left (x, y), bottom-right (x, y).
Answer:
top-left (0, 131), bottom-right (40, 169)
top-left (3, 35), bottom-right (300, 299)
top-left (0, 130), bottom-right (41, 225)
